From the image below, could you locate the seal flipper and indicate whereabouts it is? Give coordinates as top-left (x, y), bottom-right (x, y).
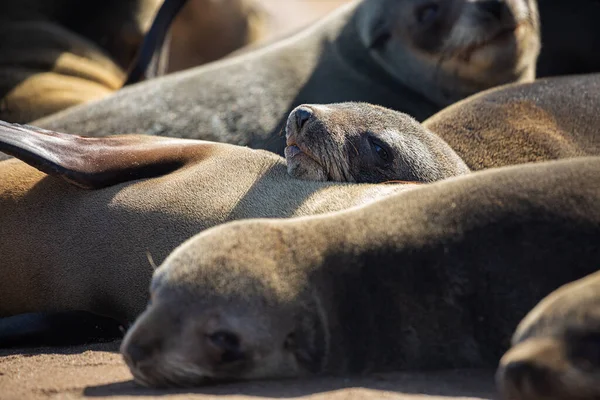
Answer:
top-left (0, 120), bottom-right (210, 189)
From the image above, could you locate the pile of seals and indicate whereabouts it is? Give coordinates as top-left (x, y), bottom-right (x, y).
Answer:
top-left (1, 1), bottom-right (600, 399)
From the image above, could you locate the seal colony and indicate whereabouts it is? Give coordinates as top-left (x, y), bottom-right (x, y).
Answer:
top-left (35, 0), bottom-right (540, 155)
top-left (0, 102), bottom-right (467, 323)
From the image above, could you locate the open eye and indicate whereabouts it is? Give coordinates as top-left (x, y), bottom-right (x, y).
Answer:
top-left (416, 3), bottom-right (439, 24)
top-left (370, 138), bottom-right (390, 162)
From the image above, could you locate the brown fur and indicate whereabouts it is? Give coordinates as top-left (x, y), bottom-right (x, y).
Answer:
top-left (121, 156), bottom-right (600, 387)
top-left (0, 0), bottom-right (271, 124)
top-left (423, 74), bottom-right (600, 170)
top-left (497, 271), bottom-right (600, 400)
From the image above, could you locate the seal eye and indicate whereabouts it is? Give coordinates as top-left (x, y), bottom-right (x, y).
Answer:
top-left (370, 139), bottom-right (390, 163)
top-left (416, 3), bottom-right (439, 24)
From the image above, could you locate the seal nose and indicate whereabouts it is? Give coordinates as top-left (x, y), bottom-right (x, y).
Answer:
top-left (206, 330), bottom-right (246, 365)
top-left (294, 107), bottom-right (313, 130)
top-left (498, 360), bottom-right (548, 393)
top-left (477, 0), bottom-right (508, 22)
top-left (123, 342), bottom-right (152, 367)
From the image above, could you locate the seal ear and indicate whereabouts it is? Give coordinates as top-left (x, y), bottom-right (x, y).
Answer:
top-left (0, 120), bottom-right (211, 189)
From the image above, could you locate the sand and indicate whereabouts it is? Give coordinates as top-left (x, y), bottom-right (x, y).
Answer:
top-left (0, 342), bottom-right (497, 400)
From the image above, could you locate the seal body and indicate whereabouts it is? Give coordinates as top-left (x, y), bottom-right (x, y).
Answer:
top-left (121, 156), bottom-right (600, 387)
top-left (35, 0), bottom-right (540, 155)
top-left (423, 74), bottom-right (600, 170)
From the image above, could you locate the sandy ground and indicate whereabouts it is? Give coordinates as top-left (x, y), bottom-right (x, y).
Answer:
top-left (0, 341), bottom-right (497, 400)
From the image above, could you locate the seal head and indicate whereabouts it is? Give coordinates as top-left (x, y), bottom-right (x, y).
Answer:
top-left (496, 271), bottom-right (600, 400)
top-left (284, 102), bottom-right (470, 183)
top-left (121, 224), bottom-right (329, 387)
top-left (357, 0), bottom-right (541, 105)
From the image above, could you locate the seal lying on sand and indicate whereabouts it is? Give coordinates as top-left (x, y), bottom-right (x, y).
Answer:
top-left (120, 156), bottom-right (600, 387)
top-left (35, 0), bottom-right (540, 155)
top-left (497, 270), bottom-right (600, 400)
top-left (423, 73), bottom-right (600, 170)
top-left (0, 103), bottom-right (466, 323)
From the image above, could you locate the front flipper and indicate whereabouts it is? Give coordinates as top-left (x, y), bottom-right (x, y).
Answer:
top-left (0, 120), bottom-right (211, 189)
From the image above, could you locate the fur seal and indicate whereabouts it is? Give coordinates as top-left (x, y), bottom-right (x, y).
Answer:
top-left (422, 74), bottom-right (600, 170)
top-left (0, 102), bottom-right (466, 323)
top-left (35, 0), bottom-right (540, 156)
top-left (120, 156), bottom-right (600, 387)
top-left (284, 103), bottom-right (469, 183)
top-left (496, 270), bottom-right (600, 400)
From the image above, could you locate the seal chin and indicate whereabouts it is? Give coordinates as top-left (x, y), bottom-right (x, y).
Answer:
top-left (285, 144), bottom-right (327, 181)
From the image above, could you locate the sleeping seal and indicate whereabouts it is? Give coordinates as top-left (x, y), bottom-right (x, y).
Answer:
top-left (35, 0), bottom-right (540, 156)
top-left (120, 156), bottom-right (600, 387)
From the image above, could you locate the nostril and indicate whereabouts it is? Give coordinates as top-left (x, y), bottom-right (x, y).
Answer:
top-left (207, 330), bottom-right (245, 364)
top-left (124, 343), bottom-right (150, 366)
top-left (295, 108), bottom-right (313, 130)
top-left (500, 360), bottom-right (549, 392)
top-left (477, 0), bottom-right (507, 21)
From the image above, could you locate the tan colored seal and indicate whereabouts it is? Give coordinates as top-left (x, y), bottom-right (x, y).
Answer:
top-left (0, 102), bottom-right (465, 323)
top-left (121, 156), bottom-right (600, 387)
top-left (35, 0), bottom-right (540, 156)
top-left (423, 74), bottom-right (600, 170)
top-left (496, 270), bottom-right (600, 400)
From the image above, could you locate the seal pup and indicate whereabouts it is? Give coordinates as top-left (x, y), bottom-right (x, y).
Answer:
top-left (0, 103), bottom-right (466, 323)
top-left (120, 156), bottom-right (600, 387)
top-left (35, 0), bottom-right (540, 156)
top-left (423, 74), bottom-right (600, 170)
top-left (284, 103), bottom-right (469, 183)
top-left (496, 270), bottom-right (600, 400)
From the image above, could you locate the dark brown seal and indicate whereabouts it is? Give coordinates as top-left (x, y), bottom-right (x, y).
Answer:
top-left (496, 270), bottom-right (600, 400)
top-left (120, 156), bottom-right (600, 387)
top-left (35, 0), bottom-right (540, 156)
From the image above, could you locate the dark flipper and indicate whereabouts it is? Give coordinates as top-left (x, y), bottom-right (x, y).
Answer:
top-left (0, 120), bottom-right (212, 189)
top-left (124, 0), bottom-right (190, 85)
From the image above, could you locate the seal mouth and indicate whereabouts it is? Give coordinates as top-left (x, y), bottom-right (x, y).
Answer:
top-left (457, 24), bottom-right (521, 59)
top-left (284, 135), bottom-right (323, 168)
